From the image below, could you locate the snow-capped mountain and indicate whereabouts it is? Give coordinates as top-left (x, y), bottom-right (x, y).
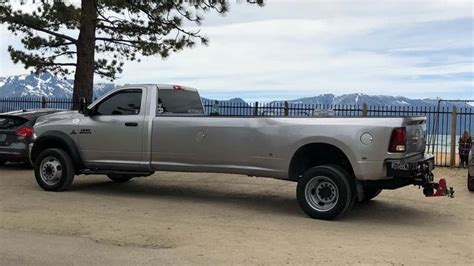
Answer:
top-left (91, 83), bottom-right (115, 98)
top-left (0, 72), bottom-right (72, 98)
top-left (0, 72), bottom-right (114, 98)
top-left (213, 94), bottom-right (453, 108)
top-left (282, 93), bottom-right (442, 107)
top-left (0, 72), bottom-right (468, 108)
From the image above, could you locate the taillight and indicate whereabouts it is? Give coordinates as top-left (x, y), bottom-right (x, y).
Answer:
top-left (389, 127), bottom-right (407, 153)
top-left (15, 126), bottom-right (33, 138)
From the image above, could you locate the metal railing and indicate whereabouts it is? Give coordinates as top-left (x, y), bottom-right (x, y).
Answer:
top-left (1, 97), bottom-right (472, 168)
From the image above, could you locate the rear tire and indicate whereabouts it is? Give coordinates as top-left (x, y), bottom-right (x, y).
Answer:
top-left (360, 187), bottom-right (382, 202)
top-left (0, 160), bottom-right (6, 166)
top-left (468, 175), bottom-right (474, 192)
top-left (34, 148), bottom-right (75, 191)
top-left (107, 174), bottom-right (134, 183)
top-left (297, 165), bottom-right (356, 220)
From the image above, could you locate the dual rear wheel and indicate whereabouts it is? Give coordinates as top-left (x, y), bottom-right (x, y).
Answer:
top-left (296, 165), bottom-right (382, 220)
top-left (297, 165), bottom-right (356, 220)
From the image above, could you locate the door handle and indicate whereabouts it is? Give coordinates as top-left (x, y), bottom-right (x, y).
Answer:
top-left (125, 122), bottom-right (138, 127)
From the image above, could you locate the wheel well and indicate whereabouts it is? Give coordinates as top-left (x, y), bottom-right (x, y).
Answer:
top-left (31, 138), bottom-right (71, 164)
top-left (288, 143), bottom-right (354, 181)
top-left (31, 134), bottom-right (84, 173)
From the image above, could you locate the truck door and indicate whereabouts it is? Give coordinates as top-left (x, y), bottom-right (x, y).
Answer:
top-left (78, 88), bottom-right (146, 168)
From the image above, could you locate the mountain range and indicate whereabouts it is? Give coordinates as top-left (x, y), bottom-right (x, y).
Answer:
top-left (0, 72), bottom-right (114, 98)
top-left (0, 72), bottom-right (469, 108)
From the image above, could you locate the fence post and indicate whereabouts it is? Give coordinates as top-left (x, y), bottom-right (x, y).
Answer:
top-left (362, 103), bottom-right (368, 116)
top-left (254, 101), bottom-right (259, 116)
top-left (450, 105), bottom-right (457, 167)
top-left (41, 96), bottom-right (47, 108)
top-left (284, 101), bottom-right (289, 116)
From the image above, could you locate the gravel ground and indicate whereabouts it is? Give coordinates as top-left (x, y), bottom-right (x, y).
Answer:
top-left (0, 165), bottom-right (473, 265)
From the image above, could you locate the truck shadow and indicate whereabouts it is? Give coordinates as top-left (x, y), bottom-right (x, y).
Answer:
top-left (347, 200), bottom-right (451, 225)
top-left (73, 179), bottom-right (302, 217)
top-left (0, 162), bottom-right (32, 170)
top-left (71, 179), bottom-right (450, 226)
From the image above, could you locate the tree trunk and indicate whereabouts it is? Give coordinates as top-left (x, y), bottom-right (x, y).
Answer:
top-left (72, 0), bottom-right (97, 110)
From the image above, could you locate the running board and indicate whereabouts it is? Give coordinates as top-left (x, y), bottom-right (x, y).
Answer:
top-left (79, 169), bottom-right (154, 177)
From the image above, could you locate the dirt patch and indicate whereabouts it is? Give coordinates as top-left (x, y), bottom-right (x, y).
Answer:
top-left (0, 165), bottom-right (473, 264)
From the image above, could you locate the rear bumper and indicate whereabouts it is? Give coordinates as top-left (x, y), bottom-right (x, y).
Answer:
top-left (355, 154), bottom-right (433, 181)
top-left (0, 144), bottom-right (29, 162)
top-left (360, 154), bottom-right (435, 190)
top-left (386, 154), bottom-right (434, 178)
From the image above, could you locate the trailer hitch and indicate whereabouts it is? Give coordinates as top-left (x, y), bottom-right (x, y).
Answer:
top-left (422, 178), bottom-right (455, 198)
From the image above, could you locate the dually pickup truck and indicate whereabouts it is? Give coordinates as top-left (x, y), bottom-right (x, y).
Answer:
top-left (30, 84), bottom-right (453, 220)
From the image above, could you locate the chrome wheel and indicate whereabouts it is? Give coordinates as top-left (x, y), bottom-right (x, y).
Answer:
top-left (39, 156), bottom-right (63, 186)
top-left (305, 175), bottom-right (339, 212)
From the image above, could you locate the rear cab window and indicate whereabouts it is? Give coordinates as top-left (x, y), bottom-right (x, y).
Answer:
top-left (157, 87), bottom-right (204, 116)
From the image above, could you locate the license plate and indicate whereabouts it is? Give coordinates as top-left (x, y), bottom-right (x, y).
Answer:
top-left (391, 161), bottom-right (409, 171)
top-left (0, 134), bottom-right (6, 142)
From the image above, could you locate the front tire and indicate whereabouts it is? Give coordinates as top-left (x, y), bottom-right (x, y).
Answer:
top-left (107, 174), bottom-right (134, 183)
top-left (468, 174), bottom-right (474, 192)
top-left (297, 165), bottom-right (355, 220)
top-left (34, 148), bottom-right (75, 191)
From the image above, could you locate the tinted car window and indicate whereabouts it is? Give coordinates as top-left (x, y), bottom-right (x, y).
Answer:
top-left (0, 116), bottom-right (28, 129)
top-left (157, 89), bottom-right (204, 115)
top-left (96, 90), bottom-right (142, 115)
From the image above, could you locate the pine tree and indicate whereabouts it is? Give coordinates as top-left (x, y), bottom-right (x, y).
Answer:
top-left (0, 0), bottom-right (264, 108)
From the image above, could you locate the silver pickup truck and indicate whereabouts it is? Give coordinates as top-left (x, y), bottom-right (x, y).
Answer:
top-left (31, 84), bottom-right (450, 220)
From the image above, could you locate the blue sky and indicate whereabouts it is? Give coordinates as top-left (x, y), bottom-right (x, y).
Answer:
top-left (0, 0), bottom-right (472, 101)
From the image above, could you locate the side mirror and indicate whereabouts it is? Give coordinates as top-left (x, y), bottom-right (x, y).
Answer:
top-left (78, 97), bottom-right (89, 116)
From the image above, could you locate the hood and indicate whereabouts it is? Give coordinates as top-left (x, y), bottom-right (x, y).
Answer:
top-left (34, 110), bottom-right (81, 126)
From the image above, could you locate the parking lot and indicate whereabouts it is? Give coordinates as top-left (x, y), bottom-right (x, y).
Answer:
top-left (0, 165), bottom-right (473, 265)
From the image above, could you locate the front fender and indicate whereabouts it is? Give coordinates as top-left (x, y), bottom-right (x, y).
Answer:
top-left (31, 130), bottom-right (84, 170)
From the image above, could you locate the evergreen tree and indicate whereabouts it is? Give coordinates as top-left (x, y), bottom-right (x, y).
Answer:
top-left (0, 0), bottom-right (263, 108)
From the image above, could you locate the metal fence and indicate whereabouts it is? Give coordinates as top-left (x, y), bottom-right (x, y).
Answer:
top-left (1, 97), bottom-right (472, 168)
top-left (0, 97), bottom-right (74, 112)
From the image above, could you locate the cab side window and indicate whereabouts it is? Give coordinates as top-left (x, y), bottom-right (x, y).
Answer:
top-left (95, 89), bottom-right (142, 115)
